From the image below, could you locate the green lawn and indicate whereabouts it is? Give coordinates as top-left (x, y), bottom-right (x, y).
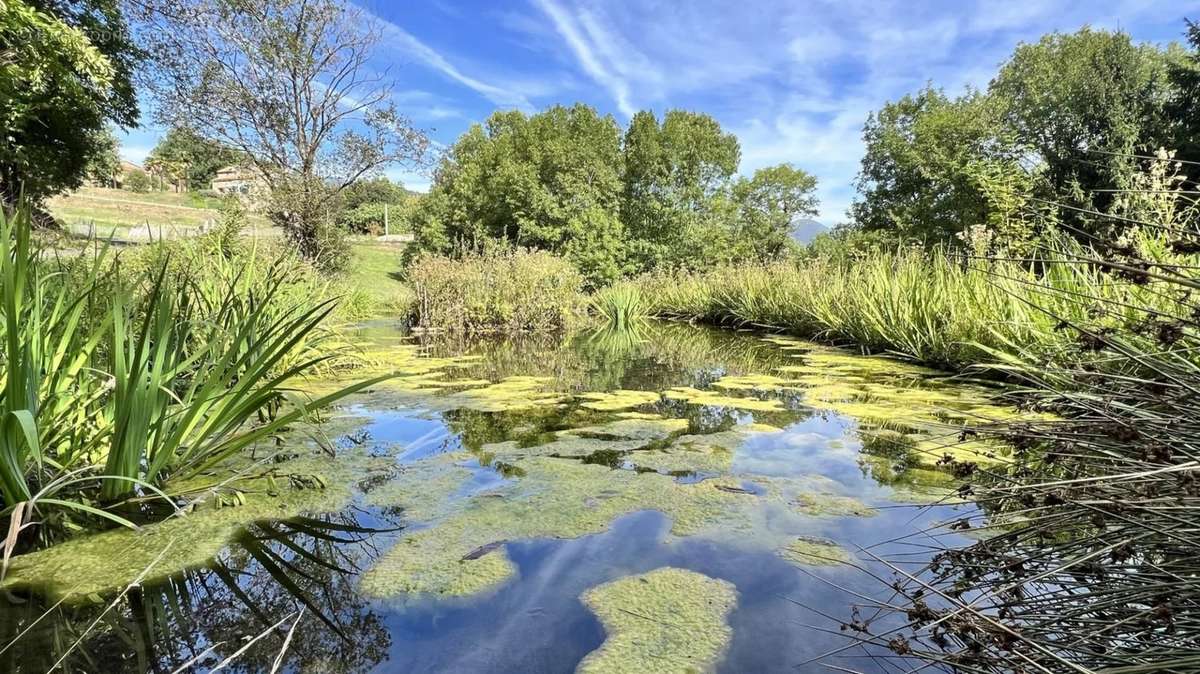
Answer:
top-left (344, 241), bottom-right (414, 316)
top-left (48, 187), bottom-right (270, 231)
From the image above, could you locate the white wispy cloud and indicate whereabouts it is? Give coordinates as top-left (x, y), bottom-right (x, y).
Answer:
top-left (373, 16), bottom-right (535, 110)
top-left (532, 0), bottom-right (638, 116)
top-left (363, 0), bottom-right (1200, 223)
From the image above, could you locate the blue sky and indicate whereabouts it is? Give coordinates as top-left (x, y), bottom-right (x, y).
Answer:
top-left (118, 0), bottom-right (1200, 224)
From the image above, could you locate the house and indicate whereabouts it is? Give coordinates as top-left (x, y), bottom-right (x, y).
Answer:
top-left (210, 165), bottom-right (268, 197)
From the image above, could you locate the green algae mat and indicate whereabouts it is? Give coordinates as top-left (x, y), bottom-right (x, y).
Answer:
top-left (0, 321), bottom-right (1039, 673)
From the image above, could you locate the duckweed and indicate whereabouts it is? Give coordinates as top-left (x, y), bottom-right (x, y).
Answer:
top-left (358, 458), bottom-right (764, 598)
top-left (577, 567), bottom-right (738, 674)
top-left (578, 390), bottom-right (663, 411)
top-left (779, 536), bottom-right (855, 567)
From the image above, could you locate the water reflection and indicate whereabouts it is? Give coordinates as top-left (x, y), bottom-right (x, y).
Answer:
top-left (1, 321), bottom-right (1005, 672)
top-left (0, 512), bottom-right (398, 673)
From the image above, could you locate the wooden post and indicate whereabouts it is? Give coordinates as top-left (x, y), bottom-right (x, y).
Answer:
top-left (384, 202), bottom-right (390, 236)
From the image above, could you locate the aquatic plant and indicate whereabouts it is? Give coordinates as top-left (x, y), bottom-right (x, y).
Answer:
top-left (588, 282), bottom-right (648, 330)
top-left (831, 162), bottom-right (1200, 673)
top-left (408, 248), bottom-right (585, 332)
top-left (633, 235), bottom-right (1185, 375)
top-left (0, 203), bottom-right (386, 547)
top-left (577, 568), bottom-right (738, 674)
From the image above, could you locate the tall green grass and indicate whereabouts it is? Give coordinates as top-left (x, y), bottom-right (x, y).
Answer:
top-left (0, 204), bottom-right (385, 547)
top-left (630, 238), bottom-right (1189, 374)
top-left (409, 248), bottom-right (584, 332)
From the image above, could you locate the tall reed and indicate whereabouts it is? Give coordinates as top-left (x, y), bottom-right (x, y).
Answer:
top-left (0, 203), bottom-right (386, 545)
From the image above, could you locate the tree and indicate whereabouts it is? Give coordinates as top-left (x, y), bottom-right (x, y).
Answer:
top-left (990, 28), bottom-right (1176, 220)
top-left (415, 104), bottom-right (626, 286)
top-left (0, 0), bottom-right (140, 204)
top-left (145, 126), bottom-right (239, 190)
top-left (84, 126), bottom-right (122, 187)
top-left (621, 110), bottom-right (741, 271)
top-left (851, 87), bottom-right (1014, 242)
top-left (133, 0), bottom-right (429, 270)
top-left (731, 164), bottom-right (819, 262)
top-left (1167, 20), bottom-right (1200, 174)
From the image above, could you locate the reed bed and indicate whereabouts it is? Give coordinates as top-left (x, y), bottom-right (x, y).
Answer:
top-left (0, 204), bottom-right (381, 551)
top-left (409, 248), bottom-right (584, 332)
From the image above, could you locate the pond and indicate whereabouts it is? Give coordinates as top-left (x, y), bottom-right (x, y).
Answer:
top-left (0, 321), bottom-right (1027, 673)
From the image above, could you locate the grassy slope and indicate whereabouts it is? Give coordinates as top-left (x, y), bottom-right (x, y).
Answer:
top-left (48, 187), bottom-right (270, 231)
top-left (342, 241), bottom-right (414, 316)
top-left (48, 187), bottom-right (414, 319)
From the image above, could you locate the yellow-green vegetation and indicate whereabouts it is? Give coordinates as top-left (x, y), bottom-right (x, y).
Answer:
top-left (0, 440), bottom-right (378, 601)
top-left (779, 536), bottom-right (855, 567)
top-left (579, 389), bottom-right (662, 411)
top-left (409, 248), bottom-right (585, 332)
top-left (577, 568), bottom-right (738, 674)
top-left (47, 186), bottom-right (269, 231)
top-left (632, 426), bottom-right (781, 475)
top-left (631, 240), bottom-right (1195, 376)
top-left (663, 387), bottom-right (786, 412)
top-left (357, 457), bottom-right (762, 597)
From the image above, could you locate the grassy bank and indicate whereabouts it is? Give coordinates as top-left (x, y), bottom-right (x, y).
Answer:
top-left (0, 205), bottom-right (383, 552)
top-left (47, 186), bottom-right (272, 232)
top-left (409, 249), bottom-right (584, 332)
top-left (596, 240), bottom-right (1196, 377)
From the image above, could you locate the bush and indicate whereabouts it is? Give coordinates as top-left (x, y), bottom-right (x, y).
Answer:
top-left (409, 249), bottom-right (584, 332)
top-left (339, 202), bottom-right (414, 235)
top-left (125, 169), bottom-right (152, 193)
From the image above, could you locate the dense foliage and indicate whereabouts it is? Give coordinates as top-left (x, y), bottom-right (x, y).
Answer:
top-left (413, 105), bottom-right (818, 286)
top-left (0, 203), bottom-right (381, 549)
top-left (0, 0), bottom-right (139, 203)
top-left (145, 126), bottom-right (240, 190)
top-left (408, 248), bottom-right (584, 332)
top-left (853, 27), bottom-right (1190, 248)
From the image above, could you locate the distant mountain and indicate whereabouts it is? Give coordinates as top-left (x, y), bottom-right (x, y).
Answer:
top-left (790, 218), bottom-right (828, 244)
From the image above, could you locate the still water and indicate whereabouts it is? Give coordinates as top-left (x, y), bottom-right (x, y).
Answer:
top-left (0, 321), bottom-right (1017, 673)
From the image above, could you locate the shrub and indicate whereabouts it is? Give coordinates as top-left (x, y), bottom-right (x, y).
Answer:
top-left (124, 169), bottom-right (152, 193)
top-left (409, 249), bottom-right (584, 332)
top-left (338, 202), bottom-right (413, 235)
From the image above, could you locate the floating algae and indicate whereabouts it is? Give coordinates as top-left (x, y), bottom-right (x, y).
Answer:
top-left (358, 457), bottom-right (769, 598)
top-left (1, 446), bottom-right (380, 601)
top-left (663, 387), bottom-right (786, 412)
top-left (576, 567), bottom-right (738, 674)
top-left (578, 390), bottom-right (663, 411)
top-left (779, 536), bottom-right (855, 567)
top-left (630, 425), bottom-right (782, 475)
top-left (563, 417), bottom-right (690, 441)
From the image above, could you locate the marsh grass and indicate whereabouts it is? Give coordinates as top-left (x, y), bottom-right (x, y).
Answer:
top-left (589, 282), bottom-right (647, 330)
top-left (632, 239), bottom-right (1189, 375)
top-left (809, 164), bottom-right (1200, 672)
top-left (409, 248), bottom-right (584, 332)
top-left (0, 204), bottom-right (387, 549)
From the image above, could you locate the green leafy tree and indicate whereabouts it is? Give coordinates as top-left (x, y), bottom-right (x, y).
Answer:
top-left (340, 176), bottom-right (409, 211)
top-left (851, 87), bottom-right (1014, 242)
top-left (0, 0), bottom-right (140, 204)
top-left (621, 110), bottom-right (740, 271)
top-left (1167, 20), bottom-right (1200, 173)
top-left (145, 126), bottom-right (239, 190)
top-left (84, 126), bottom-right (122, 187)
top-left (990, 28), bottom-right (1176, 220)
top-left (731, 164), bottom-right (819, 262)
top-left (135, 0), bottom-right (429, 271)
top-left (416, 104), bottom-right (626, 286)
